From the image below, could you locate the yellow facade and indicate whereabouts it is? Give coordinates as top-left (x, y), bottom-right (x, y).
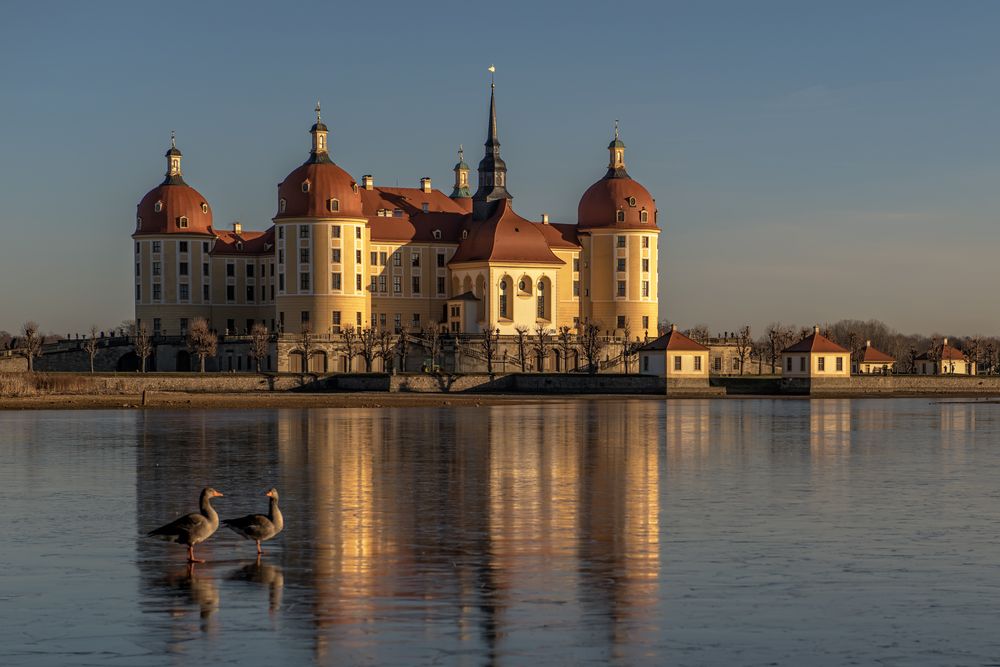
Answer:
top-left (580, 229), bottom-right (659, 338)
top-left (782, 352), bottom-right (851, 378)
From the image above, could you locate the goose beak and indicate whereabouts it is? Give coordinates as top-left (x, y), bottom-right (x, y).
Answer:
top-left (214, 490), bottom-right (224, 497)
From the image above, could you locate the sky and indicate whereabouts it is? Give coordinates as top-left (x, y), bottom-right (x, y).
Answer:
top-left (2, 0), bottom-right (1000, 337)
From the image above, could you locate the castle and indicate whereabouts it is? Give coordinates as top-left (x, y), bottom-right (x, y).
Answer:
top-left (133, 82), bottom-right (660, 371)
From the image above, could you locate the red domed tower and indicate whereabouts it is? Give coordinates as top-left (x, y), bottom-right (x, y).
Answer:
top-left (133, 133), bottom-right (215, 338)
top-left (273, 104), bottom-right (369, 339)
top-left (577, 123), bottom-right (660, 337)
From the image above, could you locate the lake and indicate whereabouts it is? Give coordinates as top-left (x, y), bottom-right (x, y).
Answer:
top-left (1, 399), bottom-right (999, 666)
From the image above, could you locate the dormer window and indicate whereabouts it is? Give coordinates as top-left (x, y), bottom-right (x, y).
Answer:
top-left (352, 183), bottom-right (359, 193)
top-left (328, 198), bottom-right (340, 212)
top-left (432, 229), bottom-right (442, 240)
top-left (154, 201), bottom-right (163, 213)
top-left (201, 202), bottom-right (208, 213)
top-left (178, 216), bottom-right (189, 229)
top-left (393, 208), bottom-right (403, 217)
top-left (461, 230), bottom-right (468, 239)
top-left (627, 196), bottom-right (636, 207)
top-left (236, 241), bottom-right (243, 251)
top-left (639, 209), bottom-right (648, 223)
top-left (616, 210), bottom-right (625, 222)
top-left (421, 202), bottom-right (429, 213)
top-left (279, 198), bottom-right (287, 213)
top-left (136, 216), bottom-right (142, 230)
top-left (301, 181), bottom-right (311, 193)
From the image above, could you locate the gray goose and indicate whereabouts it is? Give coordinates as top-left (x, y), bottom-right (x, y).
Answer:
top-left (147, 487), bottom-right (224, 563)
top-left (222, 487), bottom-right (284, 555)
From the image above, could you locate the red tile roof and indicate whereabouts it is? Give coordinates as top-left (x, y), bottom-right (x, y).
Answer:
top-left (211, 228), bottom-right (275, 255)
top-left (915, 341), bottom-right (966, 361)
top-left (638, 326), bottom-right (708, 352)
top-left (578, 175), bottom-right (659, 230)
top-left (859, 343), bottom-right (895, 363)
top-left (782, 328), bottom-right (849, 354)
top-left (135, 182), bottom-right (214, 237)
top-left (449, 199), bottom-right (564, 265)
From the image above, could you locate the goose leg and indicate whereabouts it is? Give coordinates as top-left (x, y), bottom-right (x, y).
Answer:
top-left (188, 545), bottom-right (206, 564)
top-left (256, 540), bottom-right (262, 555)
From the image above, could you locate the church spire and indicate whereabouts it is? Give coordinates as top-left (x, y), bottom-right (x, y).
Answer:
top-left (473, 66), bottom-right (512, 219)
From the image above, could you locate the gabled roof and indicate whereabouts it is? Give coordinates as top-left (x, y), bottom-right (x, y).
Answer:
top-left (915, 341), bottom-right (965, 361)
top-left (859, 343), bottom-right (895, 363)
top-left (535, 221), bottom-right (581, 249)
top-left (450, 199), bottom-right (564, 265)
top-left (638, 326), bottom-right (708, 352)
top-left (447, 291), bottom-right (480, 302)
top-left (782, 328), bottom-right (849, 354)
top-left (211, 228), bottom-right (275, 255)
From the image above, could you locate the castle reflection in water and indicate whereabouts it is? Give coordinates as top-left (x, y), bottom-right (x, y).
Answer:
top-left (132, 398), bottom-right (984, 663)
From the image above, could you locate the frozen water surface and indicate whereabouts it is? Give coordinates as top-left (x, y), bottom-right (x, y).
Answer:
top-left (1, 399), bottom-right (999, 666)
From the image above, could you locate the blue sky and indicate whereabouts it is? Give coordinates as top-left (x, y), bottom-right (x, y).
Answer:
top-left (2, 0), bottom-right (1000, 336)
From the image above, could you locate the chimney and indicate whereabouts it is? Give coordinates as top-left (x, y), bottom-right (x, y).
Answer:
top-left (813, 325), bottom-right (820, 334)
top-left (866, 339), bottom-right (871, 347)
top-left (232, 221), bottom-right (242, 235)
top-left (420, 177), bottom-right (432, 193)
top-left (541, 213), bottom-right (550, 224)
top-left (943, 337), bottom-right (948, 346)
top-left (362, 174), bottom-right (374, 190)
top-left (670, 323), bottom-right (677, 332)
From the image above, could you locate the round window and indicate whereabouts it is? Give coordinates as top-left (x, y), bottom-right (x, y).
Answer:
top-left (500, 280), bottom-right (507, 291)
top-left (537, 281), bottom-right (544, 291)
top-left (628, 196), bottom-right (636, 207)
top-left (519, 280), bottom-right (526, 291)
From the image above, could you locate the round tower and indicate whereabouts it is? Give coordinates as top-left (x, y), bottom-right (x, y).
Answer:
top-left (576, 123), bottom-right (660, 338)
top-left (133, 133), bottom-right (215, 339)
top-left (273, 103), bottom-right (369, 338)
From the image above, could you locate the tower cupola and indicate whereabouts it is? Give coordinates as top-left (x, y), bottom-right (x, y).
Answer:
top-left (309, 101), bottom-right (332, 164)
top-left (607, 120), bottom-right (628, 178)
top-left (472, 67), bottom-right (513, 219)
top-left (451, 144), bottom-right (472, 199)
top-left (163, 131), bottom-right (185, 185)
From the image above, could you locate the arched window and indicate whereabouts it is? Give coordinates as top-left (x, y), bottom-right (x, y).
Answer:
top-left (301, 181), bottom-right (311, 193)
top-left (178, 216), bottom-right (189, 229)
top-left (279, 198), bottom-right (286, 213)
top-left (639, 209), bottom-right (648, 223)
top-left (536, 281), bottom-right (546, 319)
top-left (616, 210), bottom-right (625, 222)
top-left (136, 216), bottom-right (142, 230)
top-left (499, 280), bottom-right (509, 318)
top-left (328, 198), bottom-right (339, 212)
top-left (432, 229), bottom-right (442, 240)
top-left (154, 201), bottom-right (163, 213)
top-left (318, 135), bottom-right (326, 150)
top-left (461, 230), bottom-right (468, 239)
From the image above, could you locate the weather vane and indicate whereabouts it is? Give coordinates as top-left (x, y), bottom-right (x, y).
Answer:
top-left (170, 129), bottom-right (176, 148)
top-left (458, 144), bottom-right (464, 161)
top-left (315, 100), bottom-right (321, 122)
top-left (614, 119), bottom-right (619, 140)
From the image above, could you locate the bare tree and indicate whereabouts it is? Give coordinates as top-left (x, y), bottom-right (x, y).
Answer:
top-left (733, 325), bottom-right (752, 376)
top-left (557, 326), bottom-right (573, 373)
top-left (342, 325), bottom-right (357, 372)
top-left (480, 328), bottom-right (500, 375)
top-left (249, 323), bottom-right (269, 373)
top-left (395, 326), bottom-right (410, 373)
top-left (514, 325), bottom-right (530, 371)
top-left (421, 326), bottom-right (442, 373)
top-left (83, 325), bottom-right (100, 373)
top-left (359, 326), bottom-right (378, 372)
top-left (134, 324), bottom-right (153, 373)
top-left (964, 336), bottom-right (981, 375)
top-left (531, 324), bottom-right (550, 372)
top-left (983, 341), bottom-right (996, 375)
top-left (20, 321), bottom-right (43, 372)
top-left (186, 318), bottom-right (216, 372)
top-left (377, 329), bottom-right (396, 373)
top-left (765, 323), bottom-right (793, 374)
top-left (579, 320), bottom-right (606, 374)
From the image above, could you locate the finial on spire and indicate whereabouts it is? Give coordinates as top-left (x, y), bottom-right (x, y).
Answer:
top-left (614, 119), bottom-right (619, 140)
top-left (488, 64), bottom-right (496, 88)
top-left (458, 144), bottom-right (464, 162)
top-left (315, 100), bottom-right (321, 123)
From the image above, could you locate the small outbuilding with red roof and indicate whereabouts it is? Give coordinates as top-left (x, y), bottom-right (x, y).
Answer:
top-left (781, 326), bottom-right (851, 378)
top-left (638, 324), bottom-right (710, 380)
top-left (854, 340), bottom-right (896, 375)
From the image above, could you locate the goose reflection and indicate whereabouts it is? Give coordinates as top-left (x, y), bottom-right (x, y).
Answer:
top-left (151, 563), bottom-right (220, 631)
top-left (228, 556), bottom-right (285, 613)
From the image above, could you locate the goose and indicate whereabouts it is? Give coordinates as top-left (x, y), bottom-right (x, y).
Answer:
top-left (222, 487), bottom-right (284, 555)
top-left (147, 487), bottom-right (224, 563)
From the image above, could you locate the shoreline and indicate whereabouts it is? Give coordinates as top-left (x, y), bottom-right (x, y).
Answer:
top-left (3, 390), bottom-right (1000, 410)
